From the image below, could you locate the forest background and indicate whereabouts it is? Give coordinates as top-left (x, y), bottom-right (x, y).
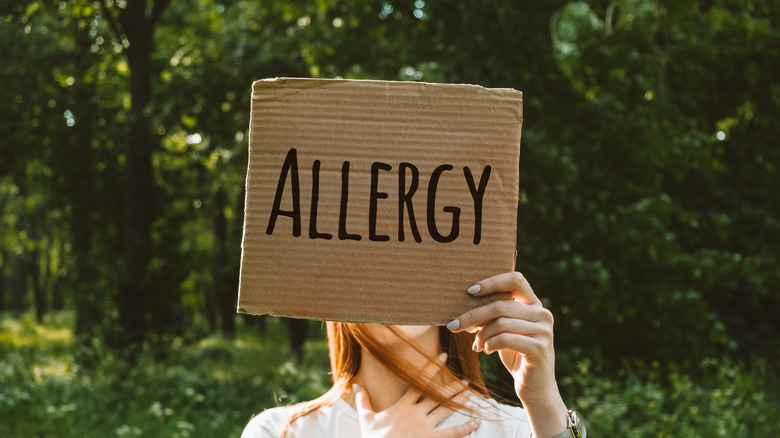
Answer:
top-left (1, 0), bottom-right (779, 436)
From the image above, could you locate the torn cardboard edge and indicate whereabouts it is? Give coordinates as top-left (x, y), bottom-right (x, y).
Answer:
top-left (237, 77), bottom-right (522, 325)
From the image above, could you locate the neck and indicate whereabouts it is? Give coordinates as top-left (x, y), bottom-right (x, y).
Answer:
top-left (351, 326), bottom-right (440, 412)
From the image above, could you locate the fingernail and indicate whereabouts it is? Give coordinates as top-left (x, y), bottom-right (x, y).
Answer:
top-left (467, 284), bottom-right (481, 295)
top-left (352, 383), bottom-right (361, 394)
top-left (446, 319), bottom-right (460, 331)
top-left (474, 419), bottom-right (482, 427)
top-left (472, 339), bottom-right (479, 352)
top-left (438, 352), bottom-right (448, 362)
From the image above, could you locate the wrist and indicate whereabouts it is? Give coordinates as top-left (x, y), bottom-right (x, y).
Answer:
top-left (523, 396), bottom-right (568, 438)
top-left (530, 410), bottom-right (586, 438)
top-left (548, 410), bottom-right (586, 438)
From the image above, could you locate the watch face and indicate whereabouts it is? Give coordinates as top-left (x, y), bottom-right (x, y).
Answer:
top-left (571, 410), bottom-right (586, 437)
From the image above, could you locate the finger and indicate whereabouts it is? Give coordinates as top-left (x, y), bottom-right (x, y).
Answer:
top-left (353, 384), bottom-right (375, 417)
top-left (473, 313), bottom-right (553, 353)
top-left (418, 378), bottom-right (469, 413)
top-left (448, 299), bottom-right (542, 333)
top-left (427, 404), bottom-right (455, 425)
top-left (435, 419), bottom-right (480, 438)
top-left (400, 384), bottom-right (423, 405)
top-left (427, 386), bottom-right (470, 424)
top-left (466, 272), bottom-right (541, 305)
top-left (483, 332), bottom-right (547, 358)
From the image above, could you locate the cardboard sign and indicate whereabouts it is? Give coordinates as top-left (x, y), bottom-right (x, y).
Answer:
top-left (237, 78), bottom-right (522, 325)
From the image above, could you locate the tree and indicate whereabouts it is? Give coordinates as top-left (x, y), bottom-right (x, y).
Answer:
top-left (289, 0), bottom-right (780, 366)
top-left (2, 0), bottom-right (777, 369)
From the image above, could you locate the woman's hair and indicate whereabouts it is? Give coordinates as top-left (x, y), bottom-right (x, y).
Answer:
top-left (276, 322), bottom-right (488, 438)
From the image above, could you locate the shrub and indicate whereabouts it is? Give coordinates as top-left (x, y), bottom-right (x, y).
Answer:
top-left (559, 357), bottom-right (780, 437)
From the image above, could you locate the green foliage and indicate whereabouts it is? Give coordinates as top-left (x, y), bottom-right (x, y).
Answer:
top-left (2, 313), bottom-right (778, 436)
top-left (3, 3), bottom-right (779, 436)
top-left (560, 357), bottom-right (780, 437)
top-left (0, 312), bottom-right (330, 437)
top-left (1, 0), bottom-right (779, 386)
top-left (539, 0), bottom-right (780, 365)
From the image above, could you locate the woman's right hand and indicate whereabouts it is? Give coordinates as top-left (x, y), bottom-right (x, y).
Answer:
top-left (353, 353), bottom-right (480, 438)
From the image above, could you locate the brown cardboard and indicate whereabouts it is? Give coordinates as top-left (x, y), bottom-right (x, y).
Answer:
top-left (237, 78), bottom-right (522, 325)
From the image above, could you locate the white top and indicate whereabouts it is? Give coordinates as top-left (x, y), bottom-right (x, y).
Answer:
top-left (242, 395), bottom-right (532, 438)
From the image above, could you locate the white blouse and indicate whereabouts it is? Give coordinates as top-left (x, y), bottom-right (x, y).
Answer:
top-left (242, 395), bottom-right (532, 438)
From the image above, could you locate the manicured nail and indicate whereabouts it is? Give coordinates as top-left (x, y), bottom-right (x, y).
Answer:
top-left (438, 352), bottom-right (448, 362)
top-left (474, 419), bottom-right (482, 427)
top-left (467, 284), bottom-right (481, 295)
top-left (446, 319), bottom-right (460, 331)
top-left (352, 383), bottom-right (361, 394)
top-left (472, 339), bottom-right (479, 352)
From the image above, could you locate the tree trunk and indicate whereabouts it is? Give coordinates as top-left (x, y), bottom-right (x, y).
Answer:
top-left (113, 0), bottom-right (170, 349)
top-left (51, 239), bottom-right (64, 311)
top-left (26, 219), bottom-right (46, 322)
top-left (0, 250), bottom-right (5, 312)
top-left (65, 12), bottom-right (102, 368)
top-left (31, 247), bottom-right (45, 323)
top-left (42, 236), bottom-right (51, 312)
top-left (286, 318), bottom-right (308, 362)
top-left (11, 256), bottom-right (25, 315)
top-left (204, 278), bottom-right (217, 332)
top-left (0, 194), bottom-right (6, 312)
top-left (214, 188), bottom-right (236, 337)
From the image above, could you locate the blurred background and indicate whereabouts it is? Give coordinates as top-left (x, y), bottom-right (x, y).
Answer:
top-left (1, 0), bottom-right (778, 436)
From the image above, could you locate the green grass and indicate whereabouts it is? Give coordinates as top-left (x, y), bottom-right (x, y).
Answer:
top-left (0, 312), bottom-right (331, 437)
top-left (1, 312), bottom-right (778, 437)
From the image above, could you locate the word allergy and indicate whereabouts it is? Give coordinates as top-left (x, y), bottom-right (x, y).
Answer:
top-left (265, 148), bottom-right (492, 244)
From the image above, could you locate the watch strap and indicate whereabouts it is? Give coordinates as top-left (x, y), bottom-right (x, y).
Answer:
top-left (549, 410), bottom-right (584, 438)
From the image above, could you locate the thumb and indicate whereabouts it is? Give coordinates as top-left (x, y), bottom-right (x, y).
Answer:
top-left (353, 384), bottom-right (375, 417)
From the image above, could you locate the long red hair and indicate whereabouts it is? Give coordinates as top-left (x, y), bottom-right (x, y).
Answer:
top-left (276, 322), bottom-right (488, 437)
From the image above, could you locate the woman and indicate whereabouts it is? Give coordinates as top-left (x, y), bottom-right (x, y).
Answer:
top-left (242, 272), bottom-right (585, 437)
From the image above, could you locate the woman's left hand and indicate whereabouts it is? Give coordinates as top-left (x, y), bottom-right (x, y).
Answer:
top-left (446, 272), bottom-right (568, 437)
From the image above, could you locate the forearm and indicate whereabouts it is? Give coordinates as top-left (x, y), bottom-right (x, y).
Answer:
top-left (524, 392), bottom-right (568, 438)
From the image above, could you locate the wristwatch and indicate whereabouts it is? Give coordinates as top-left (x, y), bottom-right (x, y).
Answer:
top-left (550, 410), bottom-right (586, 438)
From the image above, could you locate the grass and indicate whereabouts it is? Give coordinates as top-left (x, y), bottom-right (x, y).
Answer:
top-left (0, 312), bottom-right (331, 437)
top-left (1, 312), bottom-right (779, 437)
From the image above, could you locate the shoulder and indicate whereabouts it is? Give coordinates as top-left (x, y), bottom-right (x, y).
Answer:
top-left (241, 405), bottom-right (299, 438)
top-left (241, 399), bottom-right (359, 438)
